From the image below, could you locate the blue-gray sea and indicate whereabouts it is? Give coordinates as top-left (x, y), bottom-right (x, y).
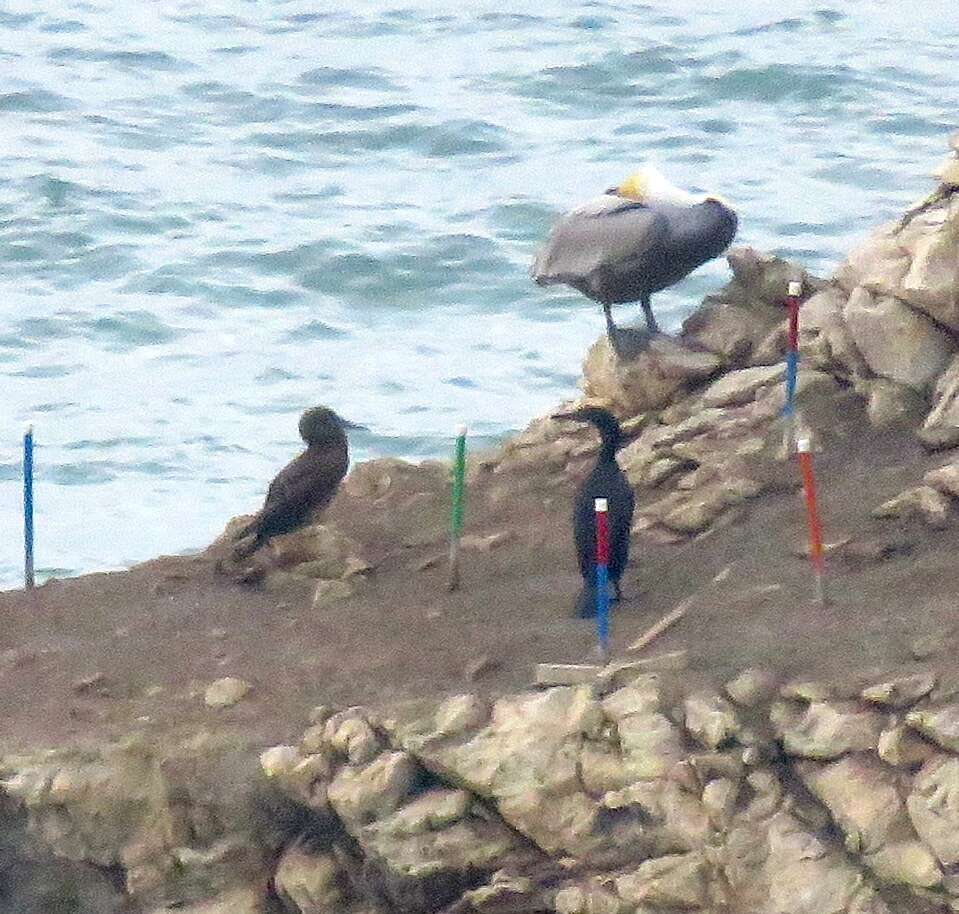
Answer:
top-left (1, 1), bottom-right (956, 588)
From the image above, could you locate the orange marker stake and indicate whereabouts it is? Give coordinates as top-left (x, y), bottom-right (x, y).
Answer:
top-left (796, 436), bottom-right (826, 606)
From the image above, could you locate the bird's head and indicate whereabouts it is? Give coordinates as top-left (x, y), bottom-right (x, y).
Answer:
top-left (298, 406), bottom-right (363, 445)
top-left (607, 165), bottom-right (705, 207)
top-left (552, 406), bottom-right (623, 446)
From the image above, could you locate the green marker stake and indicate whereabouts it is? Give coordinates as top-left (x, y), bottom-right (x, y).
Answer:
top-left (448, 424), bottom-right (467, 591)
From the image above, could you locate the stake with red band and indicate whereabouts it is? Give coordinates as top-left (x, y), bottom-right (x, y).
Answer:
top-left (796, 436), bottom-right (827, 606)
top-left (783, 279), bottom-right (802, 419)
top-left (594, 498), bottom-right (611, 662)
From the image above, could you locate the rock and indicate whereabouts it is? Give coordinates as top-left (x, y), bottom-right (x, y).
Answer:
top-left (326, 751), bottom-right (418, 830)
top-left (779, 679), bottom-right (833, 703)
top-left (725, 247), bottom-right (819, 305)
top-left (907, 705), bottom-right (959, 752)
top-left (266, 524), bottom-right (365, 577)
top-left (899, 229), bottom-right (959, 331)
top-left (924, 461), bottom-right (959, 498)
top-left (274, 847), bottom-right (347, 914)
top-left (878, 724), bottom-right (939, 768)
top-left (384, 686), bottom-right (608, 856)
top-left (373, 788), bottom-right (471, 838)
top-left (145, 887), bottom-right (267, 914)
top-left (204, 677), bottom-right (251, 709)
top-left (72, 672), bottom-right (109, 696)
top-left (581, 335), bottom-right (721, 415)
top-left (724, 668), bottom-right (778, 708)
top-left (861, 672), bottom-right (936, 708)
top-left (260, 746), bottom-right (300, 780)
top-left (555, 882), bottom-right (626, 914)
top-left (434, 695), bottom-right (490, 737)
top-left (681, 294), bottom-right (781, 366)
top-left (700, 364), bottom-right (785, 408)
top-left (920, 355), bottom-right (959, 449)
top-left (907, 755), bottom-right (959, 866)
top-left (614, 852), bottom-right (707, 909)
top-left (835, 229), bottom-right (910, 296)
top-left (797, 285), bottom-right (866, 377)
top-left (844, 286), bottom-right (955, 391)
top-left (324, 713), bottom-right (382, 766)
top-left (798, 755), bottom-right (904, 851)
top-left (702, 777), bottom-right (739, 830)
top-left (460, 874), bottom-right (542, 914)
top-left (865, 841), bottom-right (942, 888)
top-left (683, 693), bottom-right (740, 749)
top-left (861, 379), bottom-right (927, 429)
top-left (726, 808), bottom-right (864, 914)
top-left (873, 486), bottom-right (953, 529)
top-left (773, 701), bottom-right (884, 759)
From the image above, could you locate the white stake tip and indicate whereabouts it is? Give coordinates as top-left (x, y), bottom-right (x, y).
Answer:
top-left (788, 280), bottom-right (803, 297)
top-left (796, 437), bottom-right (812, 453)
top-left (594, 498), bottom-right (608, 512)
top-left (455, 424), bottom-right (467, 437)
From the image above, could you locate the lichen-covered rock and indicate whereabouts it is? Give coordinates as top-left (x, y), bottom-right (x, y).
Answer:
top-left (273, 846), bottom-right (349, 914)
top-left (797, 285), bottom-right (867, 377)
top-left (873, 486), bottom-right (953, 529)
top-left (581, 335), bottom-right (721, 415)
top-left (924, 461), bottom-right (959, 498)
top-left (327, 752), bottom-right (418, 831)
top-left (205, 677), bottom-right (251, 709)
top-left (835, 228), bottom-right (910, 296)
top-left (907, 755), bottom-right (959, 866)
top-left (324, 711), bottom-right (382, 765)
top-left (907, 705), bottom-right (959, 753)
top-left (860, 379), bottom-right (927, 430)
top-left (725, 668), bottom-right (778, 708)
top-left (920, 354), bottom-right (959, 449)
top-left (614, 852), bottom-right (707, 909)
top-left (772, 701), bottom-right (884, 760)
top-left (798, 755), bottom-right (940, 888)
top-left (861, 672), bottom-right (936, 708)
top-left (899, 227), bottom-right (959, 331)
top-left (683, 693), bottom-right (740, 749)
top-left (843, 286), bottom-right (955, 391)
top-left (433, 694), bottom-right (490, 738)
top-left (700, 364), bottom-right (785, 408)
top-left (877, 724), bottom-right (939, 768)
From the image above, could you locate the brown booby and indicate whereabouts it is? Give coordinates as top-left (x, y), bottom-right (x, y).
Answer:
top-left (233, 406), bottom-right (351, 559)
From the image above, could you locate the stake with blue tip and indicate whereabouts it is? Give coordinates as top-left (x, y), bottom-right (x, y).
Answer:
top-left (448, 425), bottom-right (467, 591)
top-left (594, 498), bottom-right (611, 663)
top-left (23, 425), bottom-right (35, 589)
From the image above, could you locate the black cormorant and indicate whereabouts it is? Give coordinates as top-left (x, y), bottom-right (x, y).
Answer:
top-left (233, 406), bottom-right (351, 559)
top-left (552, 406), bottom-right (636, 618)
top-left (531, 165), bottom-right (737, 350)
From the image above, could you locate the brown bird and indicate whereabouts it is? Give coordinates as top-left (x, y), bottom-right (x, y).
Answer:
top-left (232, 406), bottom-right (352, 559)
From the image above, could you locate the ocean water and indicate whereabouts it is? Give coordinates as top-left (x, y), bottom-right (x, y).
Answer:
top-left (0, 0), bottom-right (956, 588)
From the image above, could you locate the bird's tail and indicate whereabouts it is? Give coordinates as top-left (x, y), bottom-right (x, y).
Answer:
top-left (575, 578), bottom-right (597, 619)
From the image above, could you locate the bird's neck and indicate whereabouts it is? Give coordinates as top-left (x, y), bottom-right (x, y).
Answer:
top-left (597, 433), bottom-right (619, 463)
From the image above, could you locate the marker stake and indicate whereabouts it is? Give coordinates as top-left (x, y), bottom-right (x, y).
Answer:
top-left (782, 279), bottom-right (803, 452)
top-left (796, 437), bottom-right (826, 606)
top-left (447, 425), bottom-right (467, 592)
top-left (23, 425), bottom-right (34, 589)
top-left (594, 498), bottom-right (611, 663)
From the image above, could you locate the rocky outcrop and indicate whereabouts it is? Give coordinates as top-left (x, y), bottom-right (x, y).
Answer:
top-left (7, 655), bottom-right (959, 913)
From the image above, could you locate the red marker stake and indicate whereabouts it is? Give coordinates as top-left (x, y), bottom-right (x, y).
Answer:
top-left (594, 498), bottom-right (611, 663)
top-left (796, 436), bottom-right (826, 606)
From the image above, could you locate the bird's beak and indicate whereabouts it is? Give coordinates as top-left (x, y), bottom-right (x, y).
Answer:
top-left (604, 185), bottom-right (620, 196)
top-left (551, 411), bottom-right (581, 422)
top-left (340, 418), bottom-right (368, 431)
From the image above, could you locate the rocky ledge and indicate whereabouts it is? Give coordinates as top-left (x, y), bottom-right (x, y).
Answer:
top-left (7, 664), bottom-right (959, 913)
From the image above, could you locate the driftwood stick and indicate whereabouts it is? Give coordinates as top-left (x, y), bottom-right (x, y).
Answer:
top-left (626, 563), bottom-right (734, 653)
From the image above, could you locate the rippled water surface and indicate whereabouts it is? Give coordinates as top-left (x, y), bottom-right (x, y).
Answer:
top-left (1, 0), bottom-right (957, 586)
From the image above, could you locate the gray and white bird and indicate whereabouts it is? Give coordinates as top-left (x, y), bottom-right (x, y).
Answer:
top-left (531, 166), bottom-right (737, 351)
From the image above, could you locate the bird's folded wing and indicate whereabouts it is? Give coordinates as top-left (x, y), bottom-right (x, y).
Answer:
top-left (532, 199), bottom-right (668, 283)
top-left (255, 454), bottom-right (338, 532)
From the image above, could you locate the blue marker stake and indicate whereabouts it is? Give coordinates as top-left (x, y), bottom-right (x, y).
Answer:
top-left (23, 425), bottom-right (34, 589)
